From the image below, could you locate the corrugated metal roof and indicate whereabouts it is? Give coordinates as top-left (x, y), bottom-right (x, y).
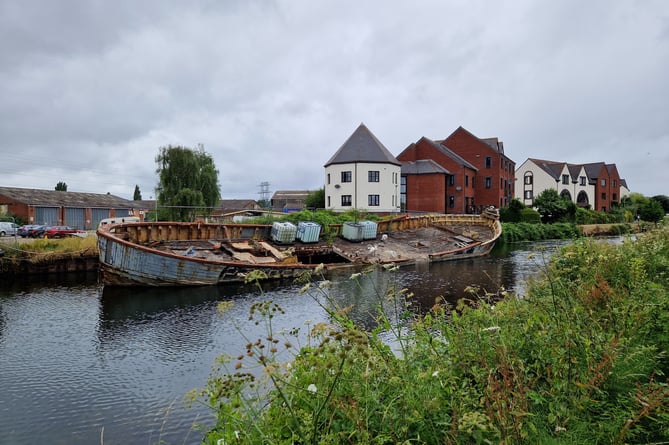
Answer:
top-left (0, 186), bottom-right (136, 208)
top-left (324, 123), bottom-right (401, 167)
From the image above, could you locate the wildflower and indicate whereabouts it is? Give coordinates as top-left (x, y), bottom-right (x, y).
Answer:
top-left (307, 383), bottom-right (318, 394)
top-left (482, 326), bottom-right (501, 332)
top-left (432, 371), bottom-right (439, 377)
top-left (314, 263), bottom-right (325, 273)
top-left (318, 280), bottom-right (332, 289)
top-left (350, 272), bottom-right (362, 280)
top-left (299, 283), bottom-right (311, 294)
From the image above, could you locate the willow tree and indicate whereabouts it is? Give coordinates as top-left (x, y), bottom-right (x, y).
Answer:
top-left (155, 145), bottom-right (221, 221)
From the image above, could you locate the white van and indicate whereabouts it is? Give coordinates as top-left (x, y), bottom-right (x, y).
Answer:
top-left (0, 222), bottom-right (19, 237)
top-left (98, 216), bottom-right (141, 228)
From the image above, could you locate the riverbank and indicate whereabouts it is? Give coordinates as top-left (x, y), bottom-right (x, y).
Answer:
top-left (500, 221), bottom-right (643, 243)
top-left (0, 235), bottom-right (98, 275)
top-left (201, 226), bottom-right (669, 444)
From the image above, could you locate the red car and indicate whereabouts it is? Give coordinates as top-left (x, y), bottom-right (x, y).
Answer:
top-left (44, 226), bottom-right (87, 239)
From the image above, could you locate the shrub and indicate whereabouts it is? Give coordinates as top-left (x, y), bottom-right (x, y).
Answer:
top-left (519, 208), bottom-right (541, 224)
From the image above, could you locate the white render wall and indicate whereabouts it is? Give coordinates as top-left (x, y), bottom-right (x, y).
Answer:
top-left (515, 159), bottom-right (595, 208)
top-left (325, 162), bottom-right (401, 213)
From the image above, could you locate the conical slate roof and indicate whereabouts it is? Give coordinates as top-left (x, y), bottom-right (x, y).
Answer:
top-left (324, 123), bottom-right (401, 167)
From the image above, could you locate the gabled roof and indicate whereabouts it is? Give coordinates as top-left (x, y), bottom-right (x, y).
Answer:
top-left (324, 123), bottom-right (401, 167)
top-left (582, 162), bottom-right (606, 180)
top-left (219, 199), bottom-right (257, 211)
top-left (271, 190), bottom-right (311, 201)
top-left (528, 158), bottom-right (565, 180)
top-left (401, 159), bottom-right (451, 175)
top-left (0, 186), bottom-right (135, 208)
top-left (436, 140), bottom-right (478, 171)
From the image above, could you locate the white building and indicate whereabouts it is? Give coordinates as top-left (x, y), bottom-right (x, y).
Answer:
top-left (324, 123), bottom-right (401, 213)
top-left (516, 158), bottom-right (626, 211)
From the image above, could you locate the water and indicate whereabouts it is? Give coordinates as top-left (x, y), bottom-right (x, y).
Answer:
top-left (0, 240), bottom-right (569, 444)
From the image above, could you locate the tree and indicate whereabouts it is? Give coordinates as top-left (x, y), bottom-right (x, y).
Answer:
top-left (532, 189), bottom-right (569, 223)
top-left (55, 181), bottom-right (67, 191)
top-left (155, 145), bottom-right (221, 221)
top-left (639, 199), bottom-right (664, 224)
top-left (304, 188), bottom-right (325, 209)
top-left (651, 195), bottom-right (669, 214)
top-left (133, 185), bottom-right (142, 201)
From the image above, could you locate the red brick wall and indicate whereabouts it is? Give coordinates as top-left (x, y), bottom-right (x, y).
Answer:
top-left (405, 174), bottom-right (446, 213)
top-left (443, 127), bottom-right (515, 208)
top-left (398, 138), bottom-right (476, 213)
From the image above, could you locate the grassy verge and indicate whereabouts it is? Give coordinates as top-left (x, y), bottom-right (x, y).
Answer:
top-left (195, 227), bottom-right (669, 444)
top-left (0, 235), bottom-right (97, 263)
top-left (500, 222), bottom-right (638, 243)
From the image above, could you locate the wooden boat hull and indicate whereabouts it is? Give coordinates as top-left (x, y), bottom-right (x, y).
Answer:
top-left (97, 212), bottom-right (501, 287)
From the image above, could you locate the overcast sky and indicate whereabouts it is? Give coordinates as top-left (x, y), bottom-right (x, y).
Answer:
top-left (1, 0), bottom-right (667, 201)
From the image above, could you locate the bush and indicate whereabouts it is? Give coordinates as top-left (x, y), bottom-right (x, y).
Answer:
top-left (519, 208), bottom-right (541, 224)
top-left (198, 228), bottom-right (669, 444)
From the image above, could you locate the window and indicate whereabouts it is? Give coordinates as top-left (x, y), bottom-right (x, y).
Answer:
top-left (524, 174), bottom-right (533, 185)
top-left (601, 193), bottom-right (606, 200)
top-left (368, 170), bottom-right (380, 182)
top-left (601, 179), bottom-right (606, 186)
top-left (400, 176), bottom-right (406, 210)
top-left (465, 175), bottom-right (469, 187)
top-left (327, 196), bottom-right (330, 207)
top-left (448, 175), bottom-right (455, 186)
top-left (485, 157), bottom-right (492, 168)
top-left (524, 190), bottom-right (533, 199)
top-left (562, 174), bottom-right (569, 185)
top-left (449, 195), bottom-right (455, 208)
top-left (485, 177), bottom-right (492, 189)
top-left (341, 171), bottom-right (352, 183)
top-left (341, 195), bottom-right (352, 206)
top-left (368, 195), bottom-right (379, 206)
top-left (612, 193), bottom-right (618, 202)
top-left (327, 173), bottom-right (330, 184)
top-left (580, 176), bottom-right (586, 186)
top-left (613, 180), bottom-right (617, 187)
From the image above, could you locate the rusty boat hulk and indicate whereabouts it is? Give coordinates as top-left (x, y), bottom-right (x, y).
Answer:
top-left (96, 209), bottom-right (501, 287)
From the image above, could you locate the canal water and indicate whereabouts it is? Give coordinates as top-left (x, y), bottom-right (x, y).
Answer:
top-left (0, 240), bottom-right (567, 445)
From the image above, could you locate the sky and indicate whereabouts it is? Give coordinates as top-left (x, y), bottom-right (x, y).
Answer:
top-left (1, 0), bottom-right (667, 201)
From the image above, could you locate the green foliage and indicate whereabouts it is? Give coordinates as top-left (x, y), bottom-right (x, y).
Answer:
top-left (133, 185), bottom-right (142, 200)
top-left (501, 222), bottom-right (580, 243)
top-left (500, 198), bottom-right (525, 222)
top-left (519, 207), bottom-right (542, 223)
top-left (533, 189), bottom-right (569, 223)
top-left (55, 181), bottom-right (67, 191)
top-left (640, 199), bottom-right (665, 223)
top-left (304, 188), bottom-right (325, 209)
top-left (155, 145), bottom-right (221, 221)
top-left (198, 227), bottom-right (669, 444)
top-left (652, 195), bottom-right (669, 213)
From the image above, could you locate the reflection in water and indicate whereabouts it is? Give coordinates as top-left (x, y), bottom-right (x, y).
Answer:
top-left (0, 239), bottom-right (578, 444)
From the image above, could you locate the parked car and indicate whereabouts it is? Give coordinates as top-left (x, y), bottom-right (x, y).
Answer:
top-left (28, 225), bottom-right (49, 238)
top-left (0, 222), bottom-right (19, 237)
top-left (18, 224), bottom-right (39, 237)
top-left (44, 226), bottom-right (87, 238)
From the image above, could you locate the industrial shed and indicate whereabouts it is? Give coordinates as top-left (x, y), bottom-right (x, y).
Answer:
top-left (0, 186), bottom-right (136, 230)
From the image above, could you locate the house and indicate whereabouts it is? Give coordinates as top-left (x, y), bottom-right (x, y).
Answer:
top-left (515, 158), bottom-right (625, 211)
top-left (0, 186), bottom-right (136, 229)
top-left (270, 191), bottom-right (311, 212)
top-left (397, 137), bottom-right (477, 213)
top-left (440, 126), bottom-right (516, 209)
top-left (324, 123), bottom-right (401, 213)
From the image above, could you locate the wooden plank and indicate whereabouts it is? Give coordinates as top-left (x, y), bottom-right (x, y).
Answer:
top-left (259, 241), bottom-right (286, 260)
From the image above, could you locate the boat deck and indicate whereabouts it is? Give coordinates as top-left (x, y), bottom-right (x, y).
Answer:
top-left (148, 223), bottom-right (495, 266)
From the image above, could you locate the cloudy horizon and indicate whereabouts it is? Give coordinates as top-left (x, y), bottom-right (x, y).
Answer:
top-left (1, 0), bottom-right (667, 201)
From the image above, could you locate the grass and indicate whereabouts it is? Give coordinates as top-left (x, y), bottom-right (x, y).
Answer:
top-left (0, 234), bottom-right (98, 262)
top-left (194, 227), bottom-right (669, 444)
